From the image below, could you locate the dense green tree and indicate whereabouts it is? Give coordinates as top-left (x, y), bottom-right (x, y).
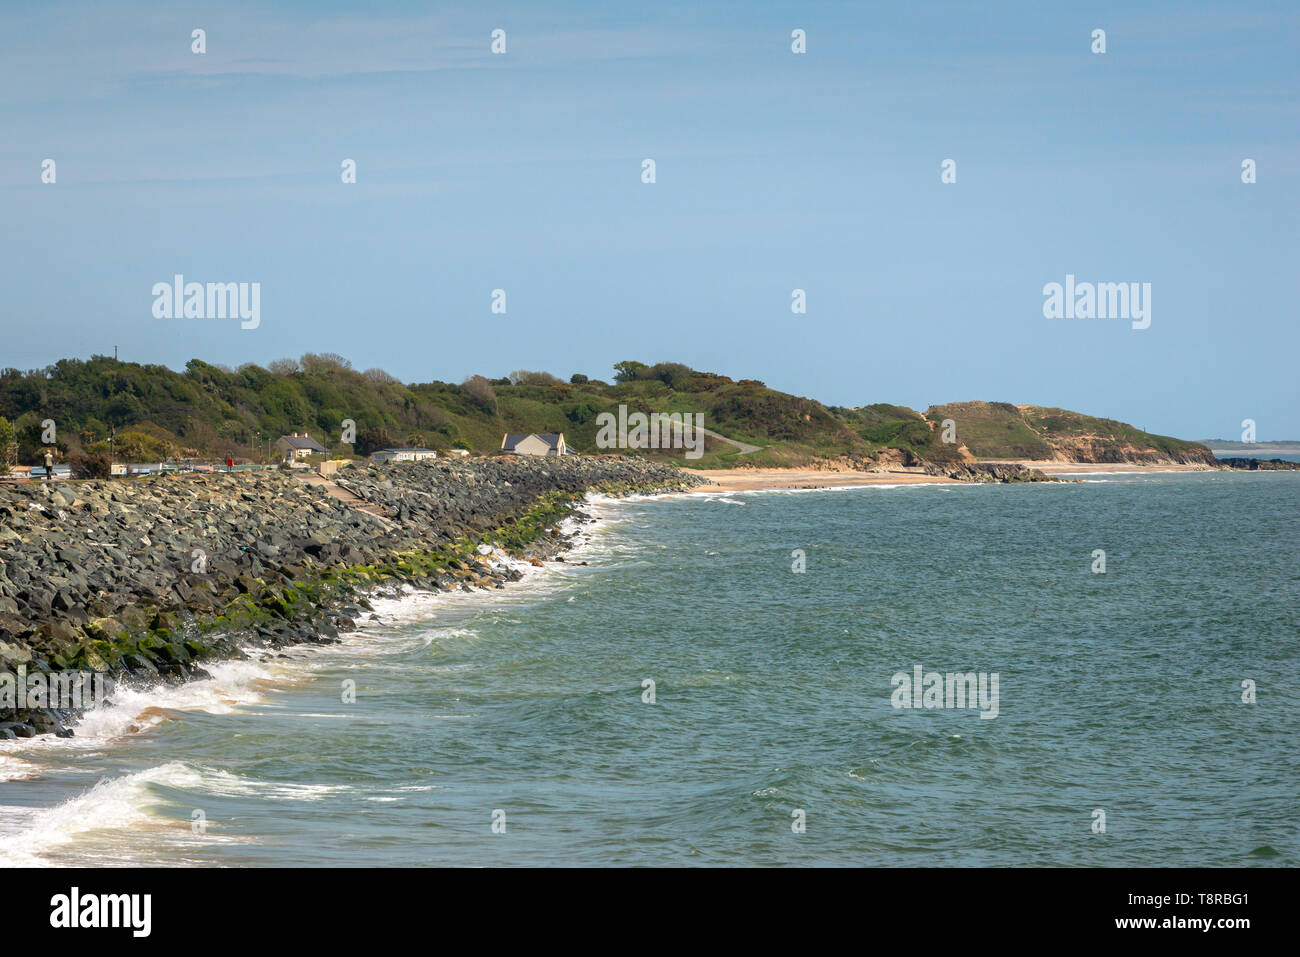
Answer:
top-left (612, 360), bottom-right (649, 383)
top-left (354, 426), bottom-right (395, 457)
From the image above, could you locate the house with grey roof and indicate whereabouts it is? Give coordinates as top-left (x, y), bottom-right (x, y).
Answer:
top-left (275, 432), bottom-right (328, 460)
top-left (501, 433), bottom-right (570, 456)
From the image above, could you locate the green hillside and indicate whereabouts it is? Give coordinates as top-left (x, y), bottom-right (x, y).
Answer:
top-left (0, 355), bottom-right (1214, 469)
top-left (926, 401), bottom-right (1214, 463)
top-left (924, 401), bottom-right (1054, 459)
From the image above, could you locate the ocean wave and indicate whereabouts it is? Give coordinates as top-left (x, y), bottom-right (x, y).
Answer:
top-left (0, 762), bottom-right (258, 867)
top-left (0, 658), bottom-right (279, 770)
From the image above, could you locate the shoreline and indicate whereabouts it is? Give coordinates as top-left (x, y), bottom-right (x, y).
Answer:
top-left (0, 512), bottom-right (610, 780)
top-left (683, 468), bottom-right (960, 492)
top-left (0, 458), bottom-right (706, 740)
top-left (683, 461), bottom-right (1217, 492)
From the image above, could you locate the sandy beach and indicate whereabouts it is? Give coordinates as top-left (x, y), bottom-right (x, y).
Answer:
top-left (684, 461), bottom-right (1214, 492)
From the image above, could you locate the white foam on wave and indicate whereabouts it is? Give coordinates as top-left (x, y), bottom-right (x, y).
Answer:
top-left (0, 759), bottom-right (368, 866)
top-left (341, 504), bottom-right (620, 650)
top-left (620, 481), bottom-right (970, 503)
top-left (0, 753), bottom-right (41, 783)
top-left (0, 762), bottom-right (255, 866)
top-left (0, 657), bottom-right (280, 774)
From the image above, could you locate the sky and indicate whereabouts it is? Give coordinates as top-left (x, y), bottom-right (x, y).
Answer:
top-left (1, 0), bottom-right (1296, 440)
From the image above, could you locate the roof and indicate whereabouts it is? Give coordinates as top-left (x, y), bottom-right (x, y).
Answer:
top-left (278, 434), bottom-right (327, 451)
top-left (501, 432), bottom-right (565, 451)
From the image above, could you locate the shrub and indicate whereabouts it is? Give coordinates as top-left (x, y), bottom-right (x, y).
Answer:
top-left (462, 375), bottom-right (498, 414)
top-left (355, 426), bottom-right (395, 457)
top-left (509, 370), bottom-right (562, 386)
top-left (69, 450), bottom-right (113, 479)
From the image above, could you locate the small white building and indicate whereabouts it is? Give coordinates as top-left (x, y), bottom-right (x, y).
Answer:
top-left (370, 447), bottom-right (438, 463)
top-left (501, 433), bottom-right (570, 457)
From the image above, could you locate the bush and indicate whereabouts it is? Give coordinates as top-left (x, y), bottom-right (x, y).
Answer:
top-left (566, 403), bottom-right (598, 424)
top-left (355, 426), bottom-right (395, 457)
top-left (300, 353), bottom-right (352, 374)
top-left (69, 450), bottom-right (113, 479)
top-left (613, 360), bottom-right (649, 384)
top-left (648, 362), bottom-right (694, 389)
top-left (570, 374), bottom-right (588, 385)
top-left (509, 370), bottom-right (562, 386)
top-left (462, 375), bottom-right (499, 414)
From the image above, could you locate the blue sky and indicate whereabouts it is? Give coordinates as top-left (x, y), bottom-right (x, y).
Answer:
top-left (1, 1), bottom-right (1296, 439)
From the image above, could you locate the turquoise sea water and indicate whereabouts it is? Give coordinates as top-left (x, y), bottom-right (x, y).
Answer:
top-left (1, 471), bottom-right (1297, 866)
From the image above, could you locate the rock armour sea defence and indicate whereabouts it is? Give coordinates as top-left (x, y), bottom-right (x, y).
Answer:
top-left (0, 457), bottom-right (705, 738)
top-left (1211, 457), bottom-right (1300, 471)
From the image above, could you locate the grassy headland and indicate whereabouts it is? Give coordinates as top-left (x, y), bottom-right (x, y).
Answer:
top-left (0, 355), bottom-right (1215, 469)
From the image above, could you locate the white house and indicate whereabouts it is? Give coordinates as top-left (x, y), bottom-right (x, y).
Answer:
top-left (276, 433), bottom-right (328, 460)
top-left (369, 447), bottom-right (438, 463)
top-left (501, 433), bottom-right (569, 457)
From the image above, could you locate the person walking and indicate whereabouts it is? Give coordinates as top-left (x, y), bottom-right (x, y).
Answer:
top-left (43, 449), bottom-right (54, 481)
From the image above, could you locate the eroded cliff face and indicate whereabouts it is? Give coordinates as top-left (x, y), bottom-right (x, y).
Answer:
top-left (1043, 437), bottom-right (1218, 466)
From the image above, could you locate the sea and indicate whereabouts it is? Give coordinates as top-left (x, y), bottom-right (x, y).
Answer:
top-left (1, 470), bottom-right (1296, 866)
top-left (1213, 451), bottom-right (1300, 463)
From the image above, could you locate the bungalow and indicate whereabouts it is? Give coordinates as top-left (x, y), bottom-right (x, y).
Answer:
top-left (370, 448), bottom-right (438, 463)
top-left (501, 433), bottom-right (570, 457)
top-left (275, 433), bottom-right (328, 460)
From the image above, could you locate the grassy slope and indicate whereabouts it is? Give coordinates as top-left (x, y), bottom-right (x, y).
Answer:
top-left (0, 356), bottom-right (1211, 468)
top-left (926, 401), bottom-right (1210, 461)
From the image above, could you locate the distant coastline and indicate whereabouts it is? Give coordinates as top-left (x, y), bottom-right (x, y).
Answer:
top-left (684, 460), bottom-right (1226, 492)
